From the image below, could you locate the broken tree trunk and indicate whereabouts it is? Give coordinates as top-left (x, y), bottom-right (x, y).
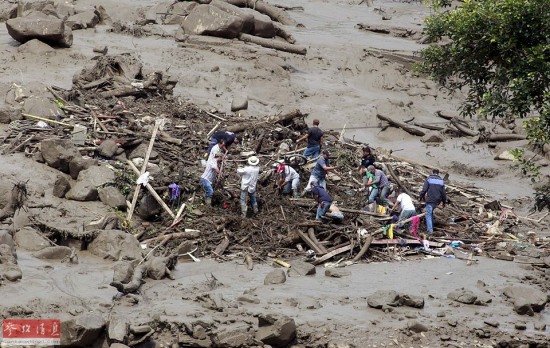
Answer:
top-left (273, 22), bottom-right (296, 43)
top-left (377, 114), bottom-right (426, 136)
top-left (239, 33), bottom-right (307, 55)
top-left (227, 109), bottom-right (303, 132)
top-left (483, 134), bottom-right (527, 142)
top-left (213, 237), bottom-right (230, 257)
top-left (222, 0), bottom-right (299, 26)
top-left (352, 235), bottom-right (373, 262)
top-left (245, 254), bottom-right (254, 270)
top-left (450, 117), bottom-right (477, 137)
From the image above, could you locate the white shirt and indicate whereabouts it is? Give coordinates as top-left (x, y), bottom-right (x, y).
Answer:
top-left (237, 165), bottom-right (260, 193)
top-left (396, 193), bottom-right (415, 211)
top-left (201, 157), bottom-right (219, 183)
top-left (283, 166), bottom-right (299, 182)
top-left (208, 144), bottom-right (224, 163)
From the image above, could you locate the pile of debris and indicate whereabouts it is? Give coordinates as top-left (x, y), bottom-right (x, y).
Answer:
top-left (1, 53), bottom-right (548, 281)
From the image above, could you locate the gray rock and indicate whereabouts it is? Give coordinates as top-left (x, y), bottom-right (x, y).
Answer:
top-left (484, 319), bottom-right (499, 328)
top-left (367, 290), bottom-right (400, 309)
top-left (98, 186), bottom-right (126, 210)
top-left (0, 2), bottom-right (17, 22)
top-left (231, 95), bottom-right (249, 112)
top-left (17, 39), bottom-right (54, 54)
top-left (421, 131), bottom-right (446, 143)
top-left (0, 107), bottom-right (21, 124)
top-left (113, 261), bottom-right (135, 283)
top-left (66, 10), bottom-right (100, 30)
top-left (60, 313), bottom-right (105, 347)
top-left (447, 289), bottom-right (477, 304)
top-left (32, 246), bottom-right (73, 259)
top-left (515, 322), bottom-right (527, 330)
top-left (504, 286), bottom-right (547, 314)
top-left (146, 256), bottom-right (171, 280)
top-left (22, 95), bottom-right (62, 118)
top-left (69, 157), bottom-right (98, 180)
top-left (66, 165), bottom-right (115, 201)
top-left (162, 1), bottom-right (199, 25)
top-left (129, 325), bottom-right (151, 334)
top-left (534, 322), bottom-right (546, 331)
top-left (406, 320), bottom-right (429, 333)
top-left (513, 298), bottom-right (535, 316)
top-left (212, 323), bottom-right (253, 347)
top-left (88, 230), bottom-right (142, 261)
top-left (145, 1), bottom-right (174, 24)
top-left (53, 175), bottom-right (71, 198)
top-left (256, 315), bottom-right (296, 347)
top-left (41, 138), bottom-right (81, 173)
top-left (182, 4), bottom-right (244, 39)
top-left (14, 227), bottom-right (49, 251)
top-left (3, 267), bottom-right (23, 281)
top-left (264, 269), bottom-right (286, 285)
top-left (325, 268), bottom-right (351, 278)
top-left (127, 143), bottom-right (158, 161)
top-left (135, 193), bottom-right (162, 220)
top-left (288, 260), bottom-right (316, 276)
top-left (98, 139), bottom-right (119, 158)
top-left (108, 316), bottom-right (128, 343)
top-left (210, 0), bottom-right (254, 33)
top-left (6, 17), bottom-right (72, 47)
top-left (399, 294), bottom-right (425, 309)
top-left (0, 230), bottom-right (15, 250)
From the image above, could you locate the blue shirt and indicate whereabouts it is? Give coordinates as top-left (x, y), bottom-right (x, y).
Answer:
top-left (312, 157), bottom-right (329, 179)
top-left (311, 186), bottom-right (332, 203)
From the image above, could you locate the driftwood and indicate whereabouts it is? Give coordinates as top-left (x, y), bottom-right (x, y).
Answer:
top-left (413, 122), bottom-right (444, 131)
top-left (312, 244), bottom-right (352, 265)
top-left (273, 22), bottom-right (296, 44)
top-left (450, 117), bottom-right (477, 137)
top-left (383, 163), bottom-right (416, 200)
top-left (352, 235), bottom-right (373, 262)
top-left (308, 227), bottom-right (328, 254)
top-left (239, 33), bottom-right (307, 55)
top-left (245, 254), bottom-right (254, 270)
top-left (223, 0), bottom-right (299, 26)
top-left (377, 114), bottom-right (426, 136)
top-left (141, 229), bottom-right (202, 244)
top-left (297, 229), bottom-right (326, 255)
top-left (227, 109), bottom-right (303, 132)
top-left (214, 237), bottom-right (230, 256)
top-left (484, 134), bottom-right (527, 142)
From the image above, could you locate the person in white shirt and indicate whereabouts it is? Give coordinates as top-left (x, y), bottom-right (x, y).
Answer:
top-left (390, 189), bottom-right (417, 230)
top-left (207, 142), bottom-right (226, 164)
top-left (237, 156), bottom-right (260, 217)
top-left (276, 163), bottom-right (300, 198)
top-left (200, 152), bottom-right (223, 205)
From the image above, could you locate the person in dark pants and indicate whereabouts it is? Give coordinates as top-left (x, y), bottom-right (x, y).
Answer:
top-left (419, 169), bottom-right (447, 234)
top-left (311, 185), bottom-right (333, 222)
top-left (358, 146), bottom-right (376, 185)
top-left (365, 165), bottom-right (391, 206)
top-left (296, 119), bottom-right (323, 159)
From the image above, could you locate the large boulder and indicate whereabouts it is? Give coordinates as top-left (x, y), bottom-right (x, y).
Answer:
top-left (0, 2), bottom-right (17, 22)
top-left (447, 289), bottom-right (478, 304)
top-left (0, 107), bottom-right (21, 124)
top-left (88, 230), bottom-right (142, 261)
top-left (135, 193), bottom-right (162, 220)
top-left (0, 244), bottom-right (22, 281)
top-left (69, 157), bottom-right (98, 180)
top-left (210, 0), bottom-right (254, 34)
top-left (504, 286), bottom-right (547, 315)
top-left (98, 139), bottom-right (119, 158)
top-left (0, 230), bottom-right (15, 251)
top-left (66, 10), bottom-right (100, 30)
top-left (61, 313), bottom-right (105, 347)
top-left (17, 39), bottom-right (55, 54)
top-left (264, 269), bottom-right (286, 285)
top-left (367, 290), bottom-right (424, 309)
top-left (288, 260), bottom-right (316, 276)
top-left (53, 175), bottom-right (71, 198)
top-left (40, 138), bottom-right (81, 173)
top-left (65, 165), bottom-right (115, 201)
top-left (14, 227), bottom-right (50, 251)
top-left (32, 246), bottom-right (73, 259)
top-left (6, 17), bottom-right (73, 47)
top-left (182, 4), bottom-right (244, 39)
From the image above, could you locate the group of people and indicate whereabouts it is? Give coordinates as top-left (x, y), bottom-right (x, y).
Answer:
top-left (200, 121), bottom-right (447, 234)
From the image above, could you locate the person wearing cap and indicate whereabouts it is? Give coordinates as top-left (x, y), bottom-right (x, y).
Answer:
top-left (305, 149), bottom-right (337, 193)
top-left (205, 130), bottom-right (241, 157)
top-left (296, 119), bottom-right (323, 159)
top-left (366, 165), bottom-right (391, 206)
top-left (200, 152), bottom-right (223, 205)
top-left (237, 156), bottom-right (260, 217)
top-left (311, 185), bottom-right (333, 222)
top-left (419, 169), bottom-right (447, 234)
top-left (358, 147), bottom-right (376, 184)
top-left (276, 163), bottom-right (301, 198)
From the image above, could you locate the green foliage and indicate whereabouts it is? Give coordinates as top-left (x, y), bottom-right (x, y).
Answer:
top-left (420, 0), bottom-right (550, 131)
top-left (534, 182), bottom-right (550, 212)
top-left (509, 149), bottom-right (542, 182)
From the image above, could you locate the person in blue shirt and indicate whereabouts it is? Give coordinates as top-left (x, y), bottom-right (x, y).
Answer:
top-left (311, 185), bottom-right (333, 222)
top-left (419, 169), bottom-right (447, 234)
top-left (304, 150), bottom-right (337, 194)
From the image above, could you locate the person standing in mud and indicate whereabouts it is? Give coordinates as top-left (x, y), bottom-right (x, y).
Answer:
top-left (200, 152), bottom-right (223, 205)
top-left (305, 150), bottom-right (337, 193)
top-left (296, 118), bottom-right (323, 159)
top-left (237, 156), bottom-right (260, 218)
top-left (419, 169), bottom-right (446, 235)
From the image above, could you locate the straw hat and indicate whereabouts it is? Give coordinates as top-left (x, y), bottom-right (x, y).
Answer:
top-left (247, 156), bottom-right (259, 166)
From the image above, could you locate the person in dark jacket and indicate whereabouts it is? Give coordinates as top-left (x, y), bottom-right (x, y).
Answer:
top-left (206, 130), bottom-right (241, 157)
top-left (358, 146), bottom-right (376, 184)
top-left (419, 169), bottom-right (447, 234)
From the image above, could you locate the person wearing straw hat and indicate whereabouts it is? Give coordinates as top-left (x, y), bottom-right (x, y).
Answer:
top-left (237, 156), bottom-right (260, 218)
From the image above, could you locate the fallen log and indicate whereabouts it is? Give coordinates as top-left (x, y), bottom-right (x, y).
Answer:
top-left (214, 237), bottom-right (230, 257)
top-left (245, 254), bottom-right (254, 270)
top-left (308, 228), bottom-right (328, 254)
top-left (223, 0), bottom-right (299, 26)
top-left (377, 114), bottom-right (426, 136)
top-left (227, 109), bottom-right (303, 132)
top-left (312, 244), bottom-right (352, 265)
top-left (483, 134), bottom-right (527, 142)
top-left (297, 229), bottom-right (326, 255)
top-left (450, 117), bottom-right (477, 137)
top-left (141, 229), bottom-right (202, 244)
top-left (352, 235), bottom-right (373, 262)
top-left (413, 122), bottom-right (444, 131)
top-left (383, 163), bottom-right (416, 200)
top-left (273, 22), bottom-right (296, 43)
top-left (239, 33), bottom-right (307, 55)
